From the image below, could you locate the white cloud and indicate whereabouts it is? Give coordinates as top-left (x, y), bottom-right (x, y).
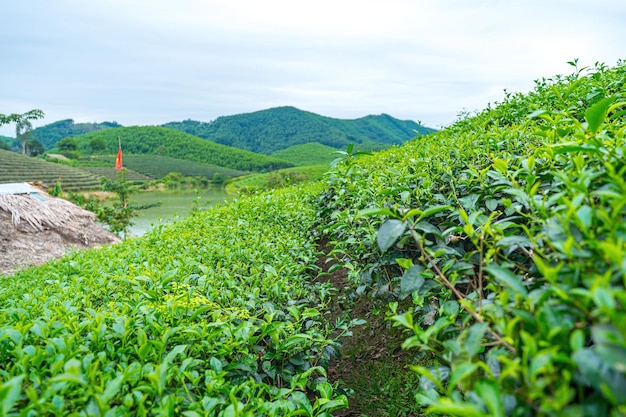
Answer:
top-left (0, 0), bottom-right (624, 136)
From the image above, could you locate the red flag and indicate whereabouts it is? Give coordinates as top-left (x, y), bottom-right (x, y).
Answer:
top-left (115, 147), bottom-right (123, 170)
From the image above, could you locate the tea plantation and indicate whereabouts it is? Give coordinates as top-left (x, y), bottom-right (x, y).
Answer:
top-left (0, 61), bottom-right (624, 416)
top-left (0, 150), bottom-right (102, 191)
top-left (88, 155), bottom-right (247, 182)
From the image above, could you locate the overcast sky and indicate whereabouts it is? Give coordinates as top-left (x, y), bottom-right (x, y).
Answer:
top-left (1, 0), bottom-right (624, 137)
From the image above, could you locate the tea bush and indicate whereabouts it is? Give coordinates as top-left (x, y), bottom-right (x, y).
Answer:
top-left (0, 183), bottom-right (351, 415)
top-left (317, 61), bottom-right (626, 415)
top-left (2, 61), bottom-right (624, 416)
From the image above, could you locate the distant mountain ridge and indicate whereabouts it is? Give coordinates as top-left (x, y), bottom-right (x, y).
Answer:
top-left (16, 107), bottom-right (434, 155)
top-left (162, 106), bottom-right (435, 154)
top-left (31, 119), bottom-right (122, 149)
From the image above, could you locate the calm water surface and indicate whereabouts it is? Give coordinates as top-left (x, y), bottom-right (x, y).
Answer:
top-left (126, 188), bottom-right (233, 237)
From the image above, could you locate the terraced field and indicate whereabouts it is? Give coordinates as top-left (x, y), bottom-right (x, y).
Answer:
top-left (80, 166), bottom-right (153, 182)
top-left (0, 150), bottom-right (102, 191)
top-left (89, 154), bottom-right (247, 180)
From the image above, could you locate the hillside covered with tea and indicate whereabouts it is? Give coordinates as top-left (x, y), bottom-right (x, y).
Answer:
top-left (0, 61), bottom-right (624, 416)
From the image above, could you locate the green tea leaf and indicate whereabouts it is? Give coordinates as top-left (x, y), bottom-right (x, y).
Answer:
top-left (427, 400), bottom-right (484, 417)
top-left (464, 322), bottom-right (487, 357)
top-left (377, 219), bottom-right (406, 252)
top-left (356, 207), bottom-right (396, 218)
top-left (449, 363), bottom-right (478, 389)
top-left (573, 348), bottom-right (626, 404)
top-left (585, 97), bottom-right (615, 134)
top-left (399, 265), bottom-right (424, 300)
top-left (484, 265), bottom-right (528, 297)
top-left (0, 375), bottom-right (25, 415)
top-left (417, 205), bottom-right (452, 221)
top-left (102, 374), bottom-right (124, 403)
top-left (475, 380), bottom-right (506, 417)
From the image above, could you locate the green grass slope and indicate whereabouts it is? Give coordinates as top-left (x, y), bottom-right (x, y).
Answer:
top-left (69, 126), bottom-right (293, 172)
top-left (162, 106), bottom-right (435, 154)
top-left (270, 142), bottom-right (339, 166)
top-left (0, 150), bottom-right (102, 191)
top-left (229, 165), bottom-right (329, 192)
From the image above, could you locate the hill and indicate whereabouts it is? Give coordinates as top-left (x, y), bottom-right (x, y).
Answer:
top-left (68, 126), bottom-right (293, 172)
top-left (162, 106), bottom-right (435, 154)
top-left (270, 142), bottom-right (339, 166)
top-left (0, 149), bottom-right (102, 191)
top-left (31, 119), bottom-right (122, 149)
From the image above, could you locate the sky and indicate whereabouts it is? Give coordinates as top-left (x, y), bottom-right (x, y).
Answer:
top-left (1, 0), bottom-right (624, 137)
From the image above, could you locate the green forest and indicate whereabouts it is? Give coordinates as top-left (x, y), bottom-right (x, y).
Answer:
top-left (162, 106), bottom-right (434, 154)
top-left (31, 119), bottom-right (122, 149)
top-left (0, 61), bottom-right (625, 416)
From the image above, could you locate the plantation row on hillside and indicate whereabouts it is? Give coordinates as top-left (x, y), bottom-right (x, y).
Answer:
top-left (88, 155), bottom-right (247, 182)
top-left (66, 126), bottom-right (293, 172)
top-left (0, 151), bottom-right (249, 191)
top-left (0, 61), bottom-right (624, 415)
top-left (0, 150), bottom-right (102, 191)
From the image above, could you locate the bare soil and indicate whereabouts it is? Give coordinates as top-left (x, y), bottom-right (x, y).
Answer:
top-left (315, 239), bottom-right (424, 416)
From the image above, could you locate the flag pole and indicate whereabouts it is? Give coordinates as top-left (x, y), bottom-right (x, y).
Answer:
top-left (115, 136), bottom-right (123, 170)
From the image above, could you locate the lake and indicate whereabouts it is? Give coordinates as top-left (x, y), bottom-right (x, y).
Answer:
top-left (126, 188), bottom-right (233, 237)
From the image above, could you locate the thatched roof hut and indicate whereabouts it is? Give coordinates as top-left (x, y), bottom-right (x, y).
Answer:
top-left (0, 183), bottom-right (120, 276)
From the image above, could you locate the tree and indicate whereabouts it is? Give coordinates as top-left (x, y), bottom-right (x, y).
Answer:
top-left (16, 119), bottom-right (33, 154)
top-left (26, 138), bottom-right (44, 156)
top-left (73, 170), bottom-right (160, 239)
top-left (0, 109), bottom-right (44, 154)
top-left (0, 109), bottom-right (44, 127)
top-left (90, 137), bottom-right (107, 153)
top-left (57, 137), bottom-right (78, 152)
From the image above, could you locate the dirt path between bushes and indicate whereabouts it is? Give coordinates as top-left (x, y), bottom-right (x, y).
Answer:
top-left (314, 240), bottom-right (424, 416)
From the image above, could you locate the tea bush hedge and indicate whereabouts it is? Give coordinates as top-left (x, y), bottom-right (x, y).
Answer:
top-left (0, 184), bottom-right (351, 416)
top-left (317, 60), bottom-right (626, 415)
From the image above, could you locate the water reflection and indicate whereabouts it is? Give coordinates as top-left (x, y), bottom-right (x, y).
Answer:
top-left (127, 188), bottom-right (232, 237)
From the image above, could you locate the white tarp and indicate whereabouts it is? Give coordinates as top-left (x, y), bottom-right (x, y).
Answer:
top-left (0, 183), bottom-right (44, 195)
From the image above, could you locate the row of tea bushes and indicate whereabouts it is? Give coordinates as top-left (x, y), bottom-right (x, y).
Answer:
top-left (318, 61), bottom-right (626, 415)
top-left (0, 183), bottom-right (350, 416)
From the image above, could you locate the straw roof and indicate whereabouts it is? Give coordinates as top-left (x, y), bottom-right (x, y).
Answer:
top-left (0, 184), bottom-right (120, 275)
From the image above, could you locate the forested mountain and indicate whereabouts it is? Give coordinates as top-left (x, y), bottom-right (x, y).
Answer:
top-left (162, 106), bottom-right (435, 154)
top-left (13, 107), bottom-right (432, 155)
top-left (31, 119), bottom-right (122, 149)
top-left (0, 135), bottom-right (12, 150)
top-left (68, 126), bottom-right (292, 172)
